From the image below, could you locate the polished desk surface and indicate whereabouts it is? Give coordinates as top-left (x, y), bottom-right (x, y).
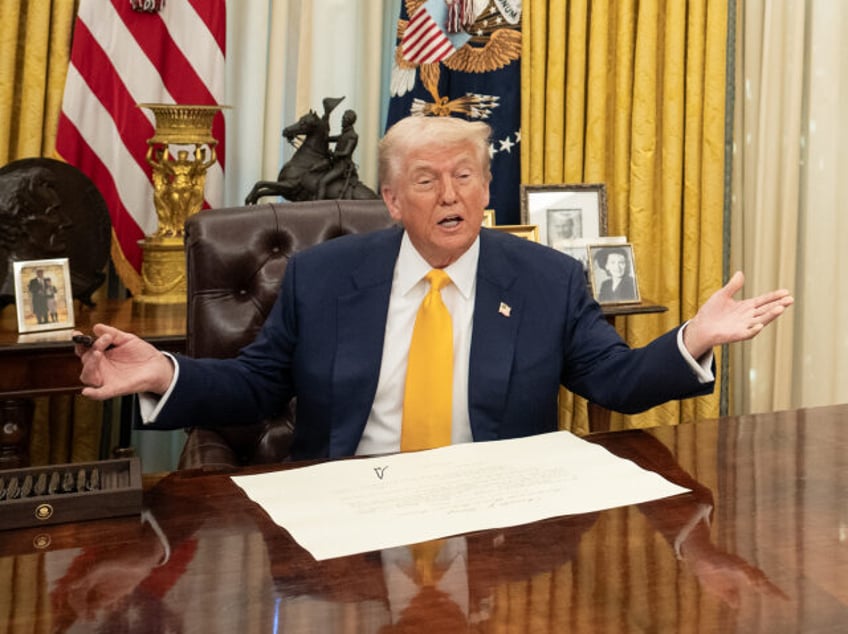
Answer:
top-left (2, 404), bottom-right (846, 632)
top-left (0, 298), bottom-right (185, 397)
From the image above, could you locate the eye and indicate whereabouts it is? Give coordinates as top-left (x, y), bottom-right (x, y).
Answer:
top-left (413, 175), bottom-right (435, 190)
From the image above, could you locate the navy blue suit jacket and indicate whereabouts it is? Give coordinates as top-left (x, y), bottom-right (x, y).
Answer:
top-left (152, 226), bottom-right (713, 459)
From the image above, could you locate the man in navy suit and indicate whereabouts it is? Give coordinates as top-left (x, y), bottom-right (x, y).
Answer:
top-left (75, 116), bottom-right (793, 460)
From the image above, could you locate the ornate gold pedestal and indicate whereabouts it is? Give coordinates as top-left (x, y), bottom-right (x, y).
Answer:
top-left (135, 238), bottom-right (185, 305)
top-left (134, 103), bottom-right (224, 306)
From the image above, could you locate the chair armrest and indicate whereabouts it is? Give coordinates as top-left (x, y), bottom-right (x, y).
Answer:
top-left (177, 428), bottom-right (240, 471)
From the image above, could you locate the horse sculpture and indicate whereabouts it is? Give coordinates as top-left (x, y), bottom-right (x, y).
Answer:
top-left (245, 109), bottom-right (377, 205)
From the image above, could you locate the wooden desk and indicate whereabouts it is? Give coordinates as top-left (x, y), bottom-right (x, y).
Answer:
top-left (0, 299), bottom-right (185, 466)
top-left (2, 404), bottom-right (845, 632)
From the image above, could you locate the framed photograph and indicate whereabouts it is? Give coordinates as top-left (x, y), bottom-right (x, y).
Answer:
top-left (13, 258), bottom-right (75, 333)
top-left (587, 244), bottom-right (641, 305)
top-left (482, 209), bottom-right (496, 228)
top-left (492, 224), bottom-right (540, 242)
top-left (560, 244), bottom-right (589, 273)
top-left (520, 183), bottom-right (608, 250)
top-left (557, 236), bottom-right (627, 275)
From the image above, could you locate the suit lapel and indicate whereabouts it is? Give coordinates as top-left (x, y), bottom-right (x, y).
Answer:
top-left (468, 230), bottom-right (523, 441)
top-left (331, 228), bottom-right (403, 455)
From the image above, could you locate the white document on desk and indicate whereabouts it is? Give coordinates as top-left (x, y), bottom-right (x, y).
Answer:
top-left (231, 430), bottom-right (690, 561)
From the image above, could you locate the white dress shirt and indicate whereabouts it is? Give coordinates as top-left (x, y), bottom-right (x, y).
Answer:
top-left (354, 233), bottom-right (479, 456)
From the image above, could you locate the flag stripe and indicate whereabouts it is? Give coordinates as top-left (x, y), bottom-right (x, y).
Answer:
top-left (402, 8), bottom-right (455, 64)
top-left (59, 65), bottom-right (157, 236)
top-left (403, 13), bottom-right (440, 52)
top-left (187, 0), bottom-right (226, 55)
top-left (162, 1), bottom-right (226, 101)
top-left (405, 28), bottom-right (444, 58)
top-left (56, 114), bottom-right (146, 269)
top-left (78, 1), bottom-right (175, 110)
top-left (57, 0), bottom-right (226, 286)
top-left (67, 20), bottom-right (155, 182)
top-left (110, 1), bottom-right (226, 168)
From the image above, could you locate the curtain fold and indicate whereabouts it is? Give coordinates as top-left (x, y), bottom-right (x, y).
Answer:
top-left (732, 0), bottom-right (848, 413)
top-left (0, 0), bottom-right (75, 163)
top-left (523, 0), bottom-right (726, 433)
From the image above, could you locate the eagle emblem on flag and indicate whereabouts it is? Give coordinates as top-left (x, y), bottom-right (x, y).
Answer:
top-left (387, 0), bottom-right (523, 223)
top-left (392, 0), bottom-right (521, 119)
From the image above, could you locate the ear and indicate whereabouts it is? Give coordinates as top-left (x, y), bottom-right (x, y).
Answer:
top-left (381, 185), bottom-right (403, 222)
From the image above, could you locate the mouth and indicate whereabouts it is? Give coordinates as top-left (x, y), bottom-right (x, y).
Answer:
top-left (438, 215), bottom-right (463, 229)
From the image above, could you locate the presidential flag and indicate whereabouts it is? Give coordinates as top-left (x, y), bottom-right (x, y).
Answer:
top-left (386, 0), bottom-right (522, 224)
top-left (55, 0), bottom-right (226, 294)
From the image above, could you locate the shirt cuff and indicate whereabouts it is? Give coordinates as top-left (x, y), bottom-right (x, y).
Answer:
top-left (677, 322), bottom-right (715, 383)
top-left (138, 352), bottom-right (180, 424)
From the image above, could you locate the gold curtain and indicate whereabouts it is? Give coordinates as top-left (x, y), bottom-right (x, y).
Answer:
top-left (0, 0), bottom-right (76, 163)
top-left (522, 0), bottom-right (726, 433)
top-left (0, 0), bottom-right (101, 465)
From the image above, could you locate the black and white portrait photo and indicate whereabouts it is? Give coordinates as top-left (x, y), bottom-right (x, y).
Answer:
top-left (546, 208), bottom-right (583, 250)
top-left (589, 245), bottom-right (640, 304)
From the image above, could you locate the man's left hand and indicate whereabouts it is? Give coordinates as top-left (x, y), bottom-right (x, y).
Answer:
top-left (683, 271), bottom-right (794, 360)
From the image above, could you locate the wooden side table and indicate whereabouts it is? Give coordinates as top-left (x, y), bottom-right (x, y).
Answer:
top-left (588, 300), bottom-right (669, 431)
top-left (0, 299), bottom-right (185, 467)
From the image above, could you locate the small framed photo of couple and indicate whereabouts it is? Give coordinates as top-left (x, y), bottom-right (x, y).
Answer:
top-left (587, 244), bottom-right (641, 305)
top-left (519, 183), bottom-right (608, 249)
top-left (13, 258), bottom-right (75, 333)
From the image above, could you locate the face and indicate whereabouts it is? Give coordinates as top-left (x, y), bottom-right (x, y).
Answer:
top-left (553, 217), bottom-right (574, 239)
top-left (381, 140), bottom-right (490, 268)
top-left (605, 253), bottom-right (627, 278)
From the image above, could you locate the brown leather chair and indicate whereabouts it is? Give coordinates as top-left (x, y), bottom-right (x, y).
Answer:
top-left (176, 199), bottom-right (395, 469)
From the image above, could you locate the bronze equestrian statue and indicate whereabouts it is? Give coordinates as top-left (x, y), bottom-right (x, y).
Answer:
top-left (245, 98), bottom-right (377, 205)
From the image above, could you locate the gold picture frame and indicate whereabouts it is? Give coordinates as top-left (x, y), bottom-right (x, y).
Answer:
top-left (13, 258), bottom-right (75, 333)
top-left (492, 224), bottom-right (540, 242)
top-left (482, 209), bottom-right (496, 228)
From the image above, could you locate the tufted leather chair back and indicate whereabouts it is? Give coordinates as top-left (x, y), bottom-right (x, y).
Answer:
top-left (177, 199), bottom-right (395, 469)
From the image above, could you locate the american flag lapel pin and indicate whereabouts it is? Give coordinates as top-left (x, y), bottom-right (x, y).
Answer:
top-left (498, 302), bottom-right (511, 318)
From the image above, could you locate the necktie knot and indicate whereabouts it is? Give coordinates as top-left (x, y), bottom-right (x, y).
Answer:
top-left (425, 269), bottom-right (451, 293)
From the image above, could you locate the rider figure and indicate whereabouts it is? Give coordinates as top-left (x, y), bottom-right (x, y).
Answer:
top-left (314, 109), bottom-right (359, 200)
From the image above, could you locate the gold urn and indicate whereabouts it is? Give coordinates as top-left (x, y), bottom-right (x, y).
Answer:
top-left (135, 103), bottom-right (224, 306)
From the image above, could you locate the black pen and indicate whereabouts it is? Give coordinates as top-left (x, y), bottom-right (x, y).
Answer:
top-left (72, 334), bottom-right (116, 350)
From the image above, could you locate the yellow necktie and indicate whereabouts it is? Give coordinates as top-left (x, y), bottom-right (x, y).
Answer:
top-left (410, 539), bottom-right (445, 586)
top-left (401, 269), bottom-right (453, 451)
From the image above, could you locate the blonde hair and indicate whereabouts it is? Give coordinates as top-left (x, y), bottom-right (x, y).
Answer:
top-left (378, 116), bottom-right (492, 187)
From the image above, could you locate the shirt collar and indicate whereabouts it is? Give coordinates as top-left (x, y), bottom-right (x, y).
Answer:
top-left (396, 231), bottom-right (479, 299)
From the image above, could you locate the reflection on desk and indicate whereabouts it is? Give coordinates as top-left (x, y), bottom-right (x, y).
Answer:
top-left (1, 404), bottom-right (846, 632)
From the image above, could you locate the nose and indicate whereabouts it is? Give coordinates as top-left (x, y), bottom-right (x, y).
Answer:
top-left (438, 174), bottom-right (457, 205)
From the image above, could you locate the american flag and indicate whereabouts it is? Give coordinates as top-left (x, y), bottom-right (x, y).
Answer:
top-left (55, 0), bottom-right (225, 294)
top-left (402, 2), bottom-right (460, 64)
